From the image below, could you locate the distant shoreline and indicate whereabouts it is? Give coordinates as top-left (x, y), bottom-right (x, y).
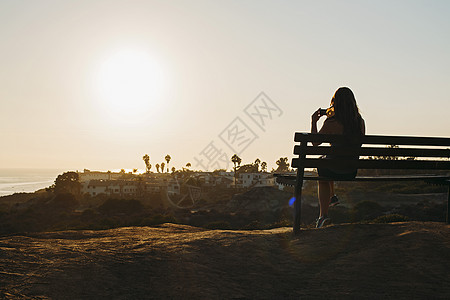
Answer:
top-left (0, 168), bottom-right (64, 197)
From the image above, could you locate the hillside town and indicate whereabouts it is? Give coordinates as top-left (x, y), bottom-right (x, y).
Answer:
top-left (78, 169), bottom-right (287, 198)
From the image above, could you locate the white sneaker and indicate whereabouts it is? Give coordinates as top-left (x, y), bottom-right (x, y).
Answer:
top-left (316, 216), bottom-right (329, 228)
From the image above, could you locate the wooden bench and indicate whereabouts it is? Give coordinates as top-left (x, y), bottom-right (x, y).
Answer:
top-left (275, 132), bottom-right (450, 234)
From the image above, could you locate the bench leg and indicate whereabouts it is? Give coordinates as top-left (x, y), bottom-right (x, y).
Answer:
top-left (293, 168), bottom-right (305, 235)
top-left (293, 187), bottom-right (303, 235)
top-left (447, 182), bottom-right (450, 225)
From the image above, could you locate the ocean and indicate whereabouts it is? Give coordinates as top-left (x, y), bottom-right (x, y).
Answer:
top-left (0, 168), bottom-right (66, 197)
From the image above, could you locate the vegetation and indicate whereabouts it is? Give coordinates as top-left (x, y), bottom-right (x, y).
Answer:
top-left (165, 154), bottom-right (171, 173)
top-left (137, 153), bottom-right (288, 175)
top-left (50, 171), bottom-right (81, 195)
top-left (261, 161), bottom-right (267, 172)
top-left (0, 181), bottom-right (446, 236)
top-left (275, 157), bottom-right (290, 173)
top-left (143, 154), bottom-right (151, 173)
top-left (98, 198), bottom-right (144, 216)
top-left (0, 153), bottom-right (447, 235)
top-left (372, 214), bottom-right (409, 223)
top-left (254, 158), bottom-right (261, 171)
top-left (237, 163), bottom-right (258, 173)
top-left (231, 154), bottom-right (241, 187)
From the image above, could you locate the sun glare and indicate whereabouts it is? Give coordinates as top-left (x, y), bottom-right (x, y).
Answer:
top-left (95, 48), bottom-right (166, 120)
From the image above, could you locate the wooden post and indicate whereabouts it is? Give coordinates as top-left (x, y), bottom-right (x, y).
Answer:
top-left (293, 141), bottom-right (307, 235)
top-left (447, 182), bottom-right (450, 224)
top-left (293, 167), bottom-right (304, 235)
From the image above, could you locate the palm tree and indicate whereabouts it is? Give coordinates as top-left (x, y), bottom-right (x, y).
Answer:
top-left (165, 155), bottom-right (171, 173)
top-left (186, 162), bottom-right (191, 169)
top-left (261, 161), bottom-right (267, 172)
top-left (156, 164), bottom-right (160, 173)
top-left (231, 154), bottom-right (241, 188)
top-left (254, 158), bottom-right (261, 172)
top-left (275, 157), bottom-right (290, 173)
top-left (171, 167), bottom-right (176, 173)
top-left (161, 162), bottom-right (165, 174)
top-left (119, 169), bottom-right (126, 179)
top-left (143, 154), bottom-right (151, 173)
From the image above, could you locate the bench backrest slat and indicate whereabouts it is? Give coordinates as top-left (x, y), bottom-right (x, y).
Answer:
top-left (294, 133), bottom-right (450, 146)
top-left (292, 158), bottom-right (450, 170)
top-left (294, 145), bottom-right (450, 158)
top-left (291, 133), bottom-right (450, 171)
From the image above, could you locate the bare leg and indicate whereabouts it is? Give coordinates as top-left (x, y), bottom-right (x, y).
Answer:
top-left (318, 180), bottom-right (332, 217)
top-left (329, 181), bottom-right (335, 203)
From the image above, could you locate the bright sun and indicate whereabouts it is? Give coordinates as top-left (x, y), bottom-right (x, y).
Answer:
top-left (95, 48), bottom-right (166, 120)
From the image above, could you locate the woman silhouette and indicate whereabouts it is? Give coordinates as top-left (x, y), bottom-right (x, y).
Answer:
top-left (311, 87), bottom-right (365, 228)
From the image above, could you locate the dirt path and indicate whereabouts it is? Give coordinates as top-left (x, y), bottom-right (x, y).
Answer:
top-left (1, 222), bottom-right (449, 299)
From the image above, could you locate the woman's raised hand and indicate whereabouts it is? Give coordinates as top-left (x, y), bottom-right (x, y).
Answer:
top-left (311, 108), bottom-right (322, 123)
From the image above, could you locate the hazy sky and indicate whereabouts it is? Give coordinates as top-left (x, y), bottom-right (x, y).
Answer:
top-left (1, 0), bottom-right (449, 172)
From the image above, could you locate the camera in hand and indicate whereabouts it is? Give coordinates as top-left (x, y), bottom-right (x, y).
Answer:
top-left (319, 106), bottom-right (335, 117)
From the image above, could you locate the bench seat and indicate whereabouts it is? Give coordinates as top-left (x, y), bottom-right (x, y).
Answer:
top-left (275, 174), bottom-right (450, 185)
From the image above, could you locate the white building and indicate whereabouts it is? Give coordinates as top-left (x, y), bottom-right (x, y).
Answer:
top-left (83, 180), bottom-right (109, 196)
top-left (79, 170), bottom-right (285, 196)
top-left (235, 172), bottom-right (277, 189)
top-left (81, 178), bottom-right (180, 197)
top-left (78, 169), bottom-right (123, 182)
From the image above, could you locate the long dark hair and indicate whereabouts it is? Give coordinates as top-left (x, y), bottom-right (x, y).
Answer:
top-left (332, 87), bottom-right (363, 135)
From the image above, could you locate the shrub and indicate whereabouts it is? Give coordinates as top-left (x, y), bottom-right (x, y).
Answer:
top-left (266, 219), bottom-right (292, 229)
top-left (372, 214), bottom-right (409, 223)
top-left (204, 221), bottom-right (231, 230)
top-left (242, 220), bottom-right (262, 230)
top-left (328, 206), bottom-right (352, 224)
top-left (99, 217), bottom-right (121, 228)
top-left (47, 193), bottom-right (79, 212)
top-left (351, 201), bottom-right (384, 221)
top-left (140, 214), bottom-right (178, 226)
top-left (98, 199), bottom-right (144, 215)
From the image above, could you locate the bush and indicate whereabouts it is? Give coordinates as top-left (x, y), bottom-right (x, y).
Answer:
top-left (351, 201), bottom-right (384, 221)
top-left (390, 201), bottom-right (446, 222)
top-left (98, 199), bottom-right (144, 215)
top-left (242, 220), bottom-right (262, 230)
top-left (47, 193), bottom-right (79, 212)
top-left (372, 214), bottom-right (409, 223)
top-left (328, 206), bottom-right (352, 224)
top-left (204, 221), bottom-right (231, 230)
top-left (81, 208), bottom-right (98, 218)
top-left (266, 219), bottom-right (292, 229)
top-left (81, 208), bottom-right (100, 223)
top-left (99, 217), bottom-right (120, 228)
top-left (140, 214), bottom-right (178, 226)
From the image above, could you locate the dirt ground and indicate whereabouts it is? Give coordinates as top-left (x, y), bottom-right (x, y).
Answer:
top-left (1, 222), bottom-right (449, 299)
